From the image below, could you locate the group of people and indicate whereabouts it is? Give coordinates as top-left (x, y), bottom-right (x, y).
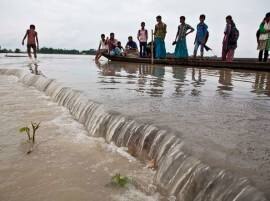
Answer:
top-left (96, 12), bottom-right (270, 62)
top-left (95, 30), bottom-right (147, 60)
top-left (21, 12), bottom-right (270, 62)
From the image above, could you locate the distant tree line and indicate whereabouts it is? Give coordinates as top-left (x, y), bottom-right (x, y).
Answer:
top-left (0, 46), bottom-right (17, 53)
top-left (0, 46), bottom-right (97, 55)
top-left (38, 47), bottom-right (97, 55)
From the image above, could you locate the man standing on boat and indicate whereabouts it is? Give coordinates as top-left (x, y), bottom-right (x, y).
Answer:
top-left (22, 24), bottom-right (39, 60)
top-left (137, 22), bottom-right (148, 58)
top-left (154, 15), bottom-right (167, 59)
top-left (193, 15), bottom-right (209, 58)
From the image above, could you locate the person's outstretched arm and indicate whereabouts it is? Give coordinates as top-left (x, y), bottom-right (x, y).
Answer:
top-left (185, 25), bottom-right (195, 36)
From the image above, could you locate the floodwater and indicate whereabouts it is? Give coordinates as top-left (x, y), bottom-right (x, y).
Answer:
top-left (0, 75), bottom-right (161, 201)
top-left (0, 53), bottom-right (270, 199)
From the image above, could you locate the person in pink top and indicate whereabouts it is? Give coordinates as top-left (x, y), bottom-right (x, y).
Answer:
top-left (22, 24), bottom-right (39, 59)
top-left (137, 22), bottom-right (148, 57)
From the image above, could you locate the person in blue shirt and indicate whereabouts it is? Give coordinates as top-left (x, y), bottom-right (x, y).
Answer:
top-left (125, 36), bottom-right (139, 57)
top-left (193, 14), bottom-right (209, 58)
top-left (125, 36), bottom-right (138, 49)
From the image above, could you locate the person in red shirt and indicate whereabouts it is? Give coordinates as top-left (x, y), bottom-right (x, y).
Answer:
top-left (106, 33), bottom-right (119, 55)
top-left (22, 24), bottom-right (39, 59)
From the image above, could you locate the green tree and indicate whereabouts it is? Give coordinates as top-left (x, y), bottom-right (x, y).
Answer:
top-left (15, 48), bottom-right (21, 53)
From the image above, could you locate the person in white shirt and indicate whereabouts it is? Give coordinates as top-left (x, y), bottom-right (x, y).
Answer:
top-left (95, 34), bottom-right (109, 61)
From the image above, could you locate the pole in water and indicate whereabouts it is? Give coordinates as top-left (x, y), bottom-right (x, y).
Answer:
top-left (151, 29), bottom-right (154, 65)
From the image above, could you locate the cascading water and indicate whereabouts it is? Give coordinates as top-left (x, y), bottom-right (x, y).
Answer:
top-left (0, 68), bottom-right (268, 201)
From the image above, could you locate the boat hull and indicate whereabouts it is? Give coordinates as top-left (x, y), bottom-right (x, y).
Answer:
top-left (102, 54), bottom-right (270, 71)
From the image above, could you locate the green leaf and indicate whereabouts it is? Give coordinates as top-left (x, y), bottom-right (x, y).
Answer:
top-left (19, 127), bottom-right (29, 133)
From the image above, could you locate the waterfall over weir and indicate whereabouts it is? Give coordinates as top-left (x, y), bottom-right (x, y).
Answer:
top-left (0, 68), bottom-right (268, 201)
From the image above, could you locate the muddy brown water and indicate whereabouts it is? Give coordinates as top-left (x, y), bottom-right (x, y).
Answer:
top-left (0, 54), bottom-right (269, 200)
top-left (0, 75), bottom-right (161, 201)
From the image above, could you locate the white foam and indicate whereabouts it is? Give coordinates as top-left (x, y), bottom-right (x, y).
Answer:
top-left (43, 110), bottom-right (91, 143)
top-left (102, 142), bottom-right (136, 162)
top-left (111, 186), bottom-right (161, 201)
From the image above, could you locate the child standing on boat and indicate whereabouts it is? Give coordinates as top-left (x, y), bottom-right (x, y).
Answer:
top-left (137, 22), bottom-right (148, 57)
top-left (173, 16), bottom-right (194, 58)
top-left (193, 15), bottom-right (208, 58)
top-left (22, 24), bottom-right (39, 59)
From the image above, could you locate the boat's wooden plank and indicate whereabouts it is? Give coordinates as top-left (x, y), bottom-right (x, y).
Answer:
top-left (102, 54), bottom-right (270, 71)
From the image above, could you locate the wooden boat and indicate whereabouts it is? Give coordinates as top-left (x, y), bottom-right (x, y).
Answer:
top-left (102, 54), bottom-right (270, 71)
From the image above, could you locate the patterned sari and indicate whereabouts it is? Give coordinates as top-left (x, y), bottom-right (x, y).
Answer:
top-left (174, 24), bottom-right (193, 58)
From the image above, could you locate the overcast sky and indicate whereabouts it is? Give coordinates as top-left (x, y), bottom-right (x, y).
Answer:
top-left (0, 0), bottom-right (268, 57)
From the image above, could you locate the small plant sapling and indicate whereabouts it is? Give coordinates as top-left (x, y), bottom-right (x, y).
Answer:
top-left (31, 122), bottom-right (40, 144)
top-left (19, 122), bottom-right (41, 154)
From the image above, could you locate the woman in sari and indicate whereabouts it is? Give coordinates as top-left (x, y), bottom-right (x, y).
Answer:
top-left (154, 15), bottom-right (167, 59)
top-left (222, 15), bottom-right (239, 61)
top-left (173, 16), bottom-right (194, 58)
